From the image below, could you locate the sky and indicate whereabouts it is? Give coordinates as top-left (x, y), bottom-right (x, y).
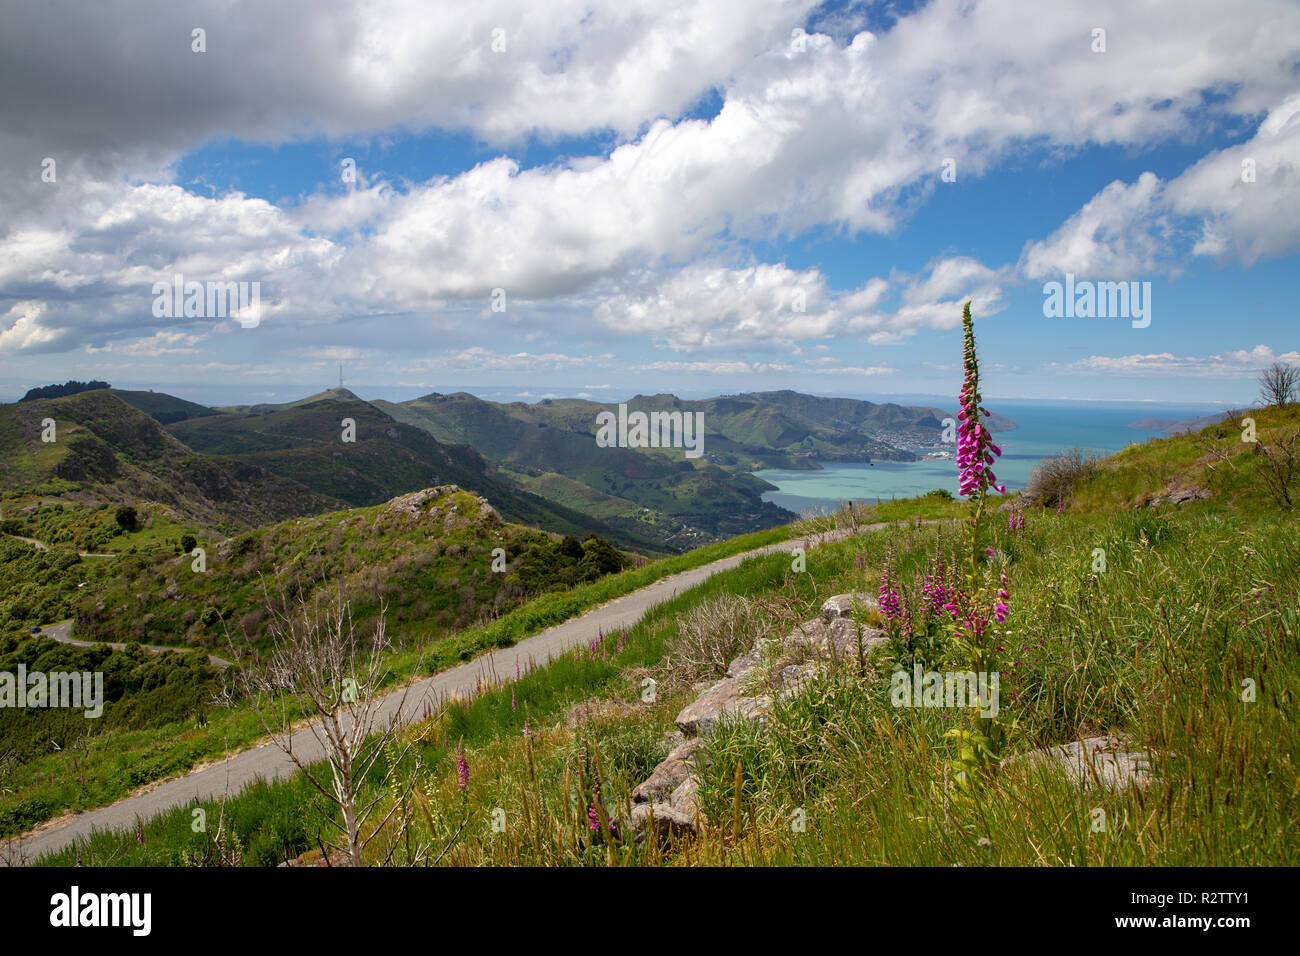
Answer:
top-left (0, 0), bottom-right (1297, 408)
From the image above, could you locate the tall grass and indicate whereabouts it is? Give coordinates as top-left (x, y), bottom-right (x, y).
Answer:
top-left (41, 501), bottom-right (1300, 866)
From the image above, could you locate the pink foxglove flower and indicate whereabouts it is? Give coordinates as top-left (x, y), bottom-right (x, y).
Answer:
top-left (956, 302), bottom-right (1006, 499)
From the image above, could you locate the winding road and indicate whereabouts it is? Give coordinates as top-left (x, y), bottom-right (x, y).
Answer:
top-left (38, 620), bottom-right (233, 670)
top-left (3, 521), bottom-right (874, 865)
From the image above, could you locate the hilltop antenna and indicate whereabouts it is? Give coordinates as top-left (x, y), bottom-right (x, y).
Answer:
top-left (338, 362), bottom-right (343, 390)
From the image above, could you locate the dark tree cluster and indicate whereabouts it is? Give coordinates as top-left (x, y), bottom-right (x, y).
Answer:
top-left (20, 380), bottom-right (111, 401)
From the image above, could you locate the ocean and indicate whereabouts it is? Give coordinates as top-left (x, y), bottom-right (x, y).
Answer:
top-left (753, 400), bottom-right (1228, 515)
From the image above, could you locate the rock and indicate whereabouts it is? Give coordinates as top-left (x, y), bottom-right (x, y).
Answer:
top-left (668, 775), bottom-right (702, 819)
top-left (784, 617), bottom-right (828, 649)
top-left (661, 729), bottom-right (686, 750)
top-left (628, 803), bottom-right (696, 840)
top-left (1145, 485), bottom-right (1211, 508)
top-left (632, 738), bottom-right (706, 804)
top-left (675, 674), bottom-right (773, 736)
top-left (1002, 735), bottom-right (1155, 792)
top-left (778, 663), bottom-right (815, 695)
top-left (820, 592), bottom-right (878, 623)
top-left (725, 644), bottom-right (765, 679)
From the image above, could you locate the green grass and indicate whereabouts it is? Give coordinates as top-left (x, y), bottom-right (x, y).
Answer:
top-left (3, 512), bottom-right (796, 839)
top-left (48, 495), bottom-right (1298, 867)
top-left (28, 405), bottom-right (1300, 866)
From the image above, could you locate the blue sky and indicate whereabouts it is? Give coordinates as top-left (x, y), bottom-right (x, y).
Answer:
top-left (1, 0), bottom-right (1297, 409)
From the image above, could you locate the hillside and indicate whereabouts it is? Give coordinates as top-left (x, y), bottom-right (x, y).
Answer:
top-left (0, 389), bottom-right (343, 531)
top-left (165, 392), bottom-right (668, 554)
top-left (110, 388), bottom-right (219, 425)
top-left (28, 400), bottom-right (1300, 868)
top-left (375, 388), bottom-right (1005, 544)
top-left (376, 391), bottom-right (796, 545)
top-left (71, 484), bottom-right (626, 652)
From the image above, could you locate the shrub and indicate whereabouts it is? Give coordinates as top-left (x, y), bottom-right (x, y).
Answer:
top-left (1025, 447), bottom-right (1100, 509)
top-left (665, 592), bottom-right (762, 683)
top-left (114, 505), bottom-right (137, 532)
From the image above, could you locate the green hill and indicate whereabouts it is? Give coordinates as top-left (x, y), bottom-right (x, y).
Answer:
top-left (110, 389), bottom-right (218, 425)
top-left (71, 484), bottom-right (629, 652)
top-left (0, 389), bottom-right (343, 531)
top-left (166, 392), bottom-right (668, 554)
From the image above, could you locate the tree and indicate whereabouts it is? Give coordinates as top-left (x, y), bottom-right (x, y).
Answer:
top-left (226, 590), bottom-right (423, 866)
top-left (180, 534), bottom-right (197, 553)
top-left (114, 505), bottom-right (137, 532)
top-left (1259, 362), bottom-right (1299, 408)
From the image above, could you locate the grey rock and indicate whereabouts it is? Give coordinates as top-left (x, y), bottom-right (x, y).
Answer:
top-left (785, 617), bottom-right (829, 648)
top-left (725, 644), bottom-right (765, 679)
top-left (632, 738), bottom-right (706, 804)
top-left (820, 592), bottom-right (878, 623)
top-left (694, 695), bottom-right (772, 736)
top-left (778, 663), bottom-right (815, 695)
top-left (676, 674), bottom-right (773, 735)
top-left (1002, 735), bottom-right (1155, 792)
top-left (627, 803), bottom-right (696, 840)
top-left (669, 775), bottom-right (702, 819)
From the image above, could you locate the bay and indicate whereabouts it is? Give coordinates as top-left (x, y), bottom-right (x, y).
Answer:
top-left (754, 400), bottom-right (1228, 515)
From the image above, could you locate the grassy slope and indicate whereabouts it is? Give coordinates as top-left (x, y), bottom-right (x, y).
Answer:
top-left (379, 393), bottom-right (794, 545)
top-left (169, 394), bottom-right (670, 555)
top-left (0, 390), bottom-right (344, 531)
top-left (0, 506), bottom-right (795, 839)
top-left (40, 406), bottom-right (1300, 866)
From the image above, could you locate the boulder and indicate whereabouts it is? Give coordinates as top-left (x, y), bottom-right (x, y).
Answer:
top-left (627, 802), bottom-right (696, 840)
top-left (820, 592), bottom-right (878, 623)
top-left (1002, 734), bottom-right (1154, 792)
top-left (632, 738), bottom-right (706, 804)
top-left (676, 674), bottom-right (773, 736)
top-left (669, 775), bottom-right (703, 819)
top-left (725, 644), bottom-right (765, 680)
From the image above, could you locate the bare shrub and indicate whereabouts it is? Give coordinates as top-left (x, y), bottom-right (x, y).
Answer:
top-left (225, 589), bottom-right (423, 866)
top-left (1254, 428), bottom-right (1300, 509)
top-left (665, 593), bottom-right (762, 684)
top-left (1025, 446), bottom-right (1101, 509)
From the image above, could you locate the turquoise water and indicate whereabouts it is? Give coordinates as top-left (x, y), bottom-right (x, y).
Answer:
top-left (754, 401), bottom-right (1223, 515)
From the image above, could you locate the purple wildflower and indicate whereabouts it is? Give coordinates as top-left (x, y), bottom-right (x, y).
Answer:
top-left (456, 746), bottom-right (469, 792)
top-left (993, 572), bottom-right (1011, 624)
top-left (956, 301), bottom-right (1006, 498)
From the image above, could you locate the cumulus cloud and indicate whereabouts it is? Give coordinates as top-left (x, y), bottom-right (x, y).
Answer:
top-left (0, 0), bottom-right (1296, 374)
top-left (1020, 93), bottom-right (1300, 280)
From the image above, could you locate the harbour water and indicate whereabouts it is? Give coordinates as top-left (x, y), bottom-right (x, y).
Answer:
top-left (754, 400), bottom-right (1227, 515)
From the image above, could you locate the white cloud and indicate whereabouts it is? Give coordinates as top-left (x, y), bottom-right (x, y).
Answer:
top-left (0, 0), bottom-right (1297, 373)
top-left (1060, 345), bottom-right (1300, 376)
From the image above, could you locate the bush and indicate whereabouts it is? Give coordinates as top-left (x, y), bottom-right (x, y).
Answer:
top-left (665, 593), bottom-right (762, 683)
top-left (1025, 447), bottom-right (1100, 509)
top-left (114, 506), bottom-right (137, 532)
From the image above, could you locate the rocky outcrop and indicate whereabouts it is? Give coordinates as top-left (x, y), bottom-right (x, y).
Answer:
top-left (631, 738), bottom-right (706, 804)
top-left (625, 593), bottom-right (882, 840)
top-left (1142, 485), bottom-right (1211, 508)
